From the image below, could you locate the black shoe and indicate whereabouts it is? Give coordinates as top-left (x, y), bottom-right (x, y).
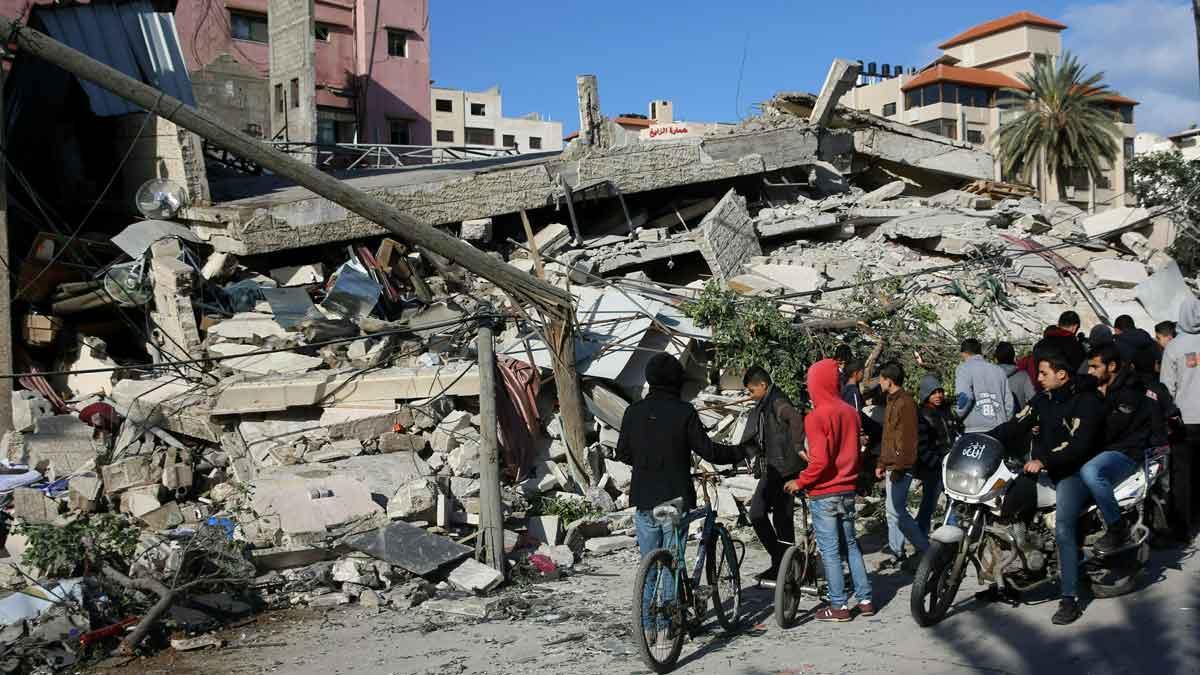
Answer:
top-left (1094, 521), bottom-right (1131, 555)
top-left (1052, 597), bottom-right (1082, 625)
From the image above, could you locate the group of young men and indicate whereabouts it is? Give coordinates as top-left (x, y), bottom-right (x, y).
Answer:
top-left (614, 297), bottom-right (1200, 632)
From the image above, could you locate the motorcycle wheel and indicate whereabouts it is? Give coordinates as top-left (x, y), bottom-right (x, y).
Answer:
top-left (910, 539), bottom-right (962, 627)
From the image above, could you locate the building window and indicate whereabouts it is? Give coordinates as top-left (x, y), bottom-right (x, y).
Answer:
top-left (904, 89), bottom-right (921, 110)
top-left (464, 127), bottom-right (495, 146)
top-left (318, 108), bottom-right (356, 145)
top-left (967, 129), bottom-right (985, 144)
top-left (1180, 137), bottom-right (1198, 148)
top-left (315, 24), bottom-right (331, 42)
top-left (436, 129), bottom-right (454, 143)
top-left (230, 11), bottom-right (268, 43)
top-left (958, 86), bottom-right (991, 108)
top-left (290, 78), bottom-right (299, 108)
top-left (435, 99), bottom-right (453, 113)
top-left (1124, 138), bottom-right (1136, 157)
top-left (1116, 105), bottom-right (1134, 124)
top-left (914, 118), bottom-right (956, 140)
top-left (1095, 172), bottom-right (1112, 190)
top-left (389, 119), bottom-right (411, 145)
top-left (274, 83), bottom-right (284, 113)
top-left (1034, 53), bottom-right (1051, 69)
top-left (387, 30), bottom-right (407, 58)
top-left (529, 136), bottom-right (542, 150)
top-left (470, 102), bottom-right (486, 116)
top-left (502, 134), bottom-right (517, 148)
top-left (882, 102), bottom-right (896, 117)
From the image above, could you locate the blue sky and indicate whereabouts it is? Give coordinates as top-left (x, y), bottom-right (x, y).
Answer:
top-left (429, 0), bottom-right (1198, 137)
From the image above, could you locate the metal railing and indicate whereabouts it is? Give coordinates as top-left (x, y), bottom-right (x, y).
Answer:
top-left (264, 141), bottom-right (523, 170)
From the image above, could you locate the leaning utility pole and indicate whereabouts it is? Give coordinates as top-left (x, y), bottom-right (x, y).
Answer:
top-left (0, 67), bottom-right (11, 439)
top-left (475, 314), bottom-right (505, 575)
top-left (0, 17), bottom-right (596, 486)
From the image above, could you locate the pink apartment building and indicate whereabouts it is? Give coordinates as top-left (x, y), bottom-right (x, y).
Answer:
top-left (1, 0), bottom-right (432, 146)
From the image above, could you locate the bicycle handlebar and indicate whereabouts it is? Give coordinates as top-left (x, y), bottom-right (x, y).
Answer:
top-left (691, 468), bottom-right (747, 479)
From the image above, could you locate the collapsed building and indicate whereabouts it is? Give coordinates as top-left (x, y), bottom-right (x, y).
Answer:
top-left (0, 17), bottom-right (1189, 667)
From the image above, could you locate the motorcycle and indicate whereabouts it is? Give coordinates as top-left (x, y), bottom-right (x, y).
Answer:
top-left (909, 433), bottom-right (1170, 626)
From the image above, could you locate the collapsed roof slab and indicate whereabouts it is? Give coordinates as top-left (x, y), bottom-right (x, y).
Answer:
top-left (181, 124), bottom-right (845, 256)
top-left (766, 92), bottom-right (994, 182)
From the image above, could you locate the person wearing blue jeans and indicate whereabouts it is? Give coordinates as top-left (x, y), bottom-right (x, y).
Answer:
top-left (1052, 474), bottom-right (1091, 604)
top-left (885, 470), bottom-right (930, 554)
top-left (877, 362), bottom-right (930, 563)
top-left (634, 509), bottom-right (679, 631)
top-left (810, 493), bottom-right (873, 613)
top-left (1085, 344), bottom-right (1155, 554)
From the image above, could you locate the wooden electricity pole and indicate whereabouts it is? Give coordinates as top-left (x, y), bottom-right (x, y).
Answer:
top-left (0, 67), bottom-right (12, 439)
top-left (476, 315), bottom-right (505, 575)
top-left (0, 17), bottom-right (597, 486)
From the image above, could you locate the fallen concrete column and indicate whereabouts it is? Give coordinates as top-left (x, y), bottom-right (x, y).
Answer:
top-left (695, 189), bottom-right (761, 281)
top-left (810, 59), bottom-right (862, 127)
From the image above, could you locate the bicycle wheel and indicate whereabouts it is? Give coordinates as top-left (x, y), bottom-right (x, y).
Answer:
top-left (706, 524), bottom-right (742, 632)
top-left (774, 544), bottom-right (808, 628)
top-left (631, 548), bottom-right (686, 673)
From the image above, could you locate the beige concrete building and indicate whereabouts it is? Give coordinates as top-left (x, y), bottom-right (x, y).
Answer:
top-left (564, 99), bottom-right (735, 143)
top-left (430, 86), bottom-right (563, 155)
top-left (839, 11), bottom-right (1138, 211)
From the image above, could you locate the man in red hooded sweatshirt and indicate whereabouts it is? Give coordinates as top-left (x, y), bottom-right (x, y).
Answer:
top-left (785, 359), bottom-right (875, 621)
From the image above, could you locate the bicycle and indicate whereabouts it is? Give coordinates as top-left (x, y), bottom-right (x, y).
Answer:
top-left (630, 469), bottom-right (746, 673)
top-left (773, 493), bottom-right (826, 628)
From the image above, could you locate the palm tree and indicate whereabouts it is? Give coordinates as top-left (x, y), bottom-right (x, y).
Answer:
top-left (994, 52), bottom-right (1121, 203)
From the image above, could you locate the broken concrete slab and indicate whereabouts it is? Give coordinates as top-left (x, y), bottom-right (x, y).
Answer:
top-left (1136, 260), bottom-right (1194, 322)
top-left (211, 363), bottom-right (481, 414)
top-left (111, 377), bottom-right (222, 442)
top-left (422, 595), bottom-right (504, 619)
top-left (25, 415), bottom-right (97, 477)
top-left (447, 558), bottom-right (504, 593)
top-left (140, 501), bottom-right (185, 530)
top-left (12, 391), bottom-right (52, 433)
top-left (695, 189), bottom-right (762, 281)
top-left (1082, 206), bottom-right (1150, 239)
top-left (860, 180), bottom-right (907, 206)
top-left (584, 535), bottom-right (636, 555)
top-left (68, 474), bottom-right (102, 513)
top-left (321, 407), bottom-right (414, 441)
top-left (12, 488), bottom-right (60, 524)
top-left (746, 264), bottom-right (823, 293)
top-left (809, 58), bottom-right (862, 127)
top-left (209, 343), bottom-right (323, 376)
top-left (207, 312), bottom-right (290, 341)
top-left (1087, 258), bottom-right (1148, 288)
top-left (344, 521), bottom-right (471, 576)
top-left (270, 263), bottom-right (325, 287)
top-left (120, 485), bottom-right (162, 519)
top-left (248, 475), bottom-right (389, 548)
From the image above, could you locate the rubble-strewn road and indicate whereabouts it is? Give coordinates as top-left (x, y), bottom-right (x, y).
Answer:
top-left (107, 534), bottom-right (1199, 675)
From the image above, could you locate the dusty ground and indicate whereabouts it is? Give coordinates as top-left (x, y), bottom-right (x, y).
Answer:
top-left (89, 525), bottom-right (1200, 675)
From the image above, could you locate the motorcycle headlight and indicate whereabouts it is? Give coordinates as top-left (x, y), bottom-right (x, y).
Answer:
top-left (945, 467), bottom-right (987, 496)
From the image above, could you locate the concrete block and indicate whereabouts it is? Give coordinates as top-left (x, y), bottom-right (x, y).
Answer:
top-left (121, 485), bottom-right (162, 518)
top-left (68, 474), bottom-right (103, 513)
top-left (447, 558), bottom-right (504, 593)
top-left (603, 459), bottom-right (632, 492)
top-left (1088, 259), bottom-right (1148, 288)
top-left (380, 432), bottom-right (426, 453)
top-left (527, 515), bottom-right (561, 545)
top-left (460, 218), bottom-right (493, 242)
top-left (809, 58), bottom-right (861, 127)
top-left (584, 535), bottom-right (636, 555)
top-left (324, 407), bottom-right (415, 440)
top-left (388, 478), bottom-right (439, 520)
top-left (448, 440), bottom-right (480, 477)
top-left (12, 488), bottom-right (60, 524)
top-left (430, 428), bottom-right (459, 453)
top-left (102, 456), bottom-right (158, 494)
top-left (449, 477), bottom-right (480, 498)
top-left (638, 227), bottom-right (669, 242)
top-left (423, 595), bottom-right (504, 618)
top-left (161, 449), bottom-right (193, 490)
top-left (598, 426), bottom-right (620, 448)
top-left (533, 223), bottom-right (571, 256)
top-left (12, 391), bottom-right (52, 432)
top-left (535, 543), bottom-right (575, 568)
top-left (140, 501), bottom-right (185, 530)
top-left (249, 475), bottom-right (389, 548)
top-left (332, 556), bottom-right (380, 588)
top-left (438, 410), bottom-right (473, 432)
top-left (859, 180), bottom-right (906, 206)
top-left (310, 592), bottom-right (352, 608)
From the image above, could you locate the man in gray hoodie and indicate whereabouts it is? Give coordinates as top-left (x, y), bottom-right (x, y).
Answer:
top-left (995, 341), bottom-right (1035, 413)
top-left (1160, 296), bottom-right (1200, 538)
top-left (955, 338), bottom-right (1013, 433)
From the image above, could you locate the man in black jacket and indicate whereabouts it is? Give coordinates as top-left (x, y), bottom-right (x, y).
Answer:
top-left (1083, 344), bottom-right (1155, 554)
top-left (990, 350), bottom-right (1105, 625)
top-left (1033, 311), bottom-right (1087, 373)
top-left (744, 366), bottom-right (808, 579)
top-left (915, 374), bottom-right (960, 536)
top-left (615, 354), bottom-right (745, 645)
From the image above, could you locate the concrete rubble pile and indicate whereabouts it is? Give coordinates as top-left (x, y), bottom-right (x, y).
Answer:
top-left (2, 70), bottom-right (1192, 667)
